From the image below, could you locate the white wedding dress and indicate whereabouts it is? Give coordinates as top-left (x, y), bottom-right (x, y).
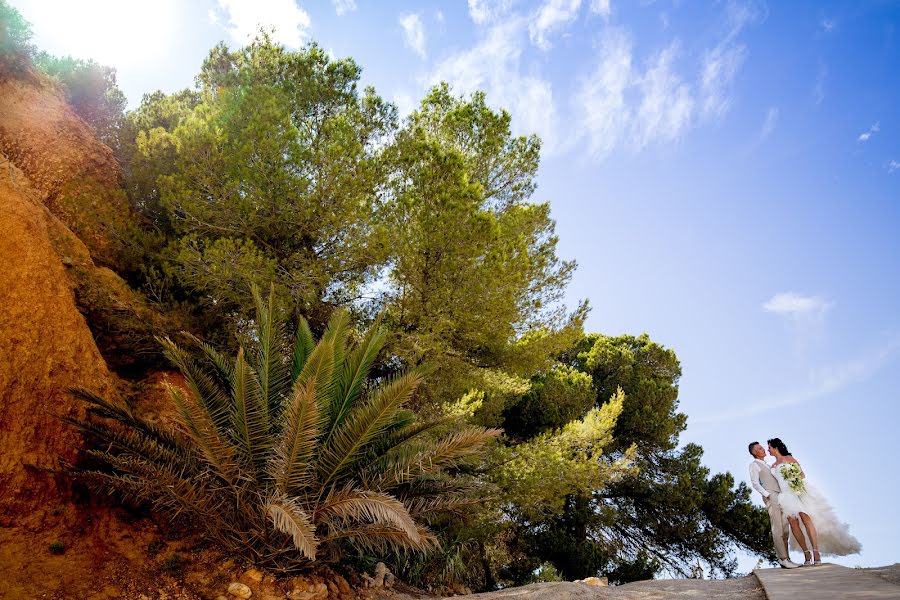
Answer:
top-left (771, 462), bottom-right (862, 556)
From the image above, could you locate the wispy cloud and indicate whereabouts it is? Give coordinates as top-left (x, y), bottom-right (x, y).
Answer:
top-left (813, 61), bottom-right (827, 105)
top-left (427, 19), bottom-right (560, 152)
top-left (529, 0), bottom-right (583, 50)
top-left (574, 33), bottom-right (704, 158)
top-left (888, 159), bottom-right (900, 173)
top-left (590, 0), bottom-right (611, 18)
top-left (331, 0), bottom-right (356, 16)
top-left (211, 0), bottom-right (311, 48)
top-left (467, 0), bottom-right (515, 25)
top-left (857, 122), bottom-right (880, 142)
top-left (694, 336), bottom-right (900, 424)
top-left (575, 28), bottom-right (633, 158)
top-left (632, 42), bottom-right (694, 148)
top-left (399, 13), bottom-right (426, 59)
top-left (758, 106), bottom-right (779, 142)
top-left (763, 292), bottom-right (832, 320)
top-left (699, 0), bottom-right (764, 121)
top-left (821, 18), bottom-right (837, 33)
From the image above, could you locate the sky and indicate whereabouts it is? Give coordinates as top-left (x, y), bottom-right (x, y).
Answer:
top-left (12, 0), bottom-right (900, 574)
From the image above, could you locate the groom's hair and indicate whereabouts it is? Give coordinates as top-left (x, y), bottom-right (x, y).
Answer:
top-left (748, 441), bottom-right (760, 455)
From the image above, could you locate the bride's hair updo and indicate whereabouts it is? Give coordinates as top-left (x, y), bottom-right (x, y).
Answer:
top-left (767, 438), bottom-right (791, 456)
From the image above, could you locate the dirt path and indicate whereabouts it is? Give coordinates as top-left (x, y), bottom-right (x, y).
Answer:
top-left (754, 563), bottom-right (900, 600)
top-left (383, 576), bottom-right (765, 600)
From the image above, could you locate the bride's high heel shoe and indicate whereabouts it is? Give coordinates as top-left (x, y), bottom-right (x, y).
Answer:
top-left (802, 551), bottom-right (813, 566)
top-left (813, 549), bottom-right (822, 565)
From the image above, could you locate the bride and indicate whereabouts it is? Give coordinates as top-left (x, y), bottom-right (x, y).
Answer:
top-left (767, 438), bottom-right (861, 565)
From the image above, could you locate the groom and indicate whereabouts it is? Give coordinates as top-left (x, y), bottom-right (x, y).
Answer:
top-left (748, 441), bottom-right (799, 569)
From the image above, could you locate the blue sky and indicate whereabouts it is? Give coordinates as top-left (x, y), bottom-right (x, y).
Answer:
top-left (14, 0), bottom-right (900, 572)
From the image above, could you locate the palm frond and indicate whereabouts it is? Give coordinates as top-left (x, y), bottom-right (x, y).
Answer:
top-left (321, 523), bottom-right (439, 555)
top-left (183, 333), bottom-right (235, 382)
top-left (167, 383), bottom-right (238, 485)
top-left (158, 336), bottom-right (232, 435)
top-left (291, 315), bottom-right (315, 383)
top-left (232, 348), bottom-right (271, 474)
top-left (250, 284), bottom-right (292, 422)
top-left (295, 337), bottom-right (336, 407)
top-left (324, 321), bottom-right (386, 444)
top-left (318, 371), bottom-right (423, 488)
top-left (68, 388), bottom-right (189, 452)
top-left (321, 309), bottom-right (351, 391)
top-left (270, 378), bottom-right (321, 494)
top-left (316, 485), bottom-right (421, 543)
top-left (266, 494), bottom-right (318, 560)
top-left (375, 427), bottom-right (501, 489)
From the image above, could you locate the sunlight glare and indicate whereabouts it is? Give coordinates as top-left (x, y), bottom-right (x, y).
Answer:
top-left (15, 0), bottom-right (178, 68)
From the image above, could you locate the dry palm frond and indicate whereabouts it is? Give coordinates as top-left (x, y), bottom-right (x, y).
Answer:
top-left (265, 494), bottom-right (318, 560)
top-left (317, 485), bottom-right (421, 542)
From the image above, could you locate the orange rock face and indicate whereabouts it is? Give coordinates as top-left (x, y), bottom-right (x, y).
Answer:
top-left (0, 158), bottom-right (119, 528)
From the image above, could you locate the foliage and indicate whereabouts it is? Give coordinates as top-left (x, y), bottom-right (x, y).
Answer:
top-left (131, 37), bottom-right (396, 339)
top-left (382, 85), bottom-right (584, 403)
top-left (0, 0), bottom-right (35, 72)
top-left (67, 286), bottom-right (498, 571)
top-left (491, 388), bottom-right (633, 518)
top-left (36, 54), bottom-right (127, 150)
top-left (510, 334), bottom-right (774, 581)
top-left (48, 541), bottom-right (65, 555)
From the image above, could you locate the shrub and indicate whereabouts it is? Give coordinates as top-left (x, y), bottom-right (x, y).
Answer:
top-left (67, 285), bottom-right (498, 571)
top-left (48, 541), bottom-right (65, 555)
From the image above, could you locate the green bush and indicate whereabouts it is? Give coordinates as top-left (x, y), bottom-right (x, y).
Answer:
top-left (67, 285), bottom-right (498, 571)
top-left (48, 541), bottom-right (65, 555)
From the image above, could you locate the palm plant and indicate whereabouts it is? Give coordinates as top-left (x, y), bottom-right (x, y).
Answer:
top-left (66, 285), bottom-right (499, 570)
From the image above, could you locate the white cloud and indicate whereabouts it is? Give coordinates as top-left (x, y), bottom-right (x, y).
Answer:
top-left (762, 292), bottom-right (832, 320)
top-left (698, 0), bottom-right (764, 122)
top-left (821, 18), bottom-right (836, 33)
top-left (633, 42), bottom-right (693, 148)
top-left (331, 0), bottom-right (356, 16)
top-left (529, 0), bottom-right (583, 50)
top-left (468, 0), bottom-right (515, 25)
top-left (212, 0), bottom-right (311, 48)
top-left (758, 106), bottom-right (778, 142)
top-left (694, 336), bottom-right (900, 424)
top-left (575, 28), bottom-right (633, 157)
top-left (857, 122), bottom-right (880, 142)
top-left (699, 43), bottom-right (746, 121)
top-left (590, 0), bottom-right (611, 18)
top-left (435, 9), bottom-right (445, 23)
top-left (428, 19), bottom-right (560, 152)
top-left (399, 13), bottom-right (427, 59)
top-left (813, 61), bottom-right (827, 105)
top-left (888, 159), bottom-right (900, 173)
top-left (576, 31), bottom-right (694, 157)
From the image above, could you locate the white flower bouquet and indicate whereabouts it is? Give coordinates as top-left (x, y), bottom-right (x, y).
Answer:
top-left (779, 463), bottom-right (805, 495)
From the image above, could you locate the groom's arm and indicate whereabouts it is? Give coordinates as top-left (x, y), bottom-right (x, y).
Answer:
top-left (748, 462), bottom-right (770, 498)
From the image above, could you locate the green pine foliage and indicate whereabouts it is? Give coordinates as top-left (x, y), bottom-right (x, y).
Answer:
top-left (66, 286), bottom-right (499, 571)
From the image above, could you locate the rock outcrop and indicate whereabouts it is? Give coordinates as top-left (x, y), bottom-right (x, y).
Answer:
top-left (0, 63), bottom-right (169, 527)
top-left (0, 155), bottom-right (118, 528)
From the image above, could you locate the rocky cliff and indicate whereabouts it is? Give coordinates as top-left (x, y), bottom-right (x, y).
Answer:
top-left (0, 63), bottom-right (166, 529)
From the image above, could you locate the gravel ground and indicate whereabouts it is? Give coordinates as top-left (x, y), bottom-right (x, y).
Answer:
top-left (383, 575), bottom-right (765, 600)
top-left (862, 563), bottom-right (900, 586)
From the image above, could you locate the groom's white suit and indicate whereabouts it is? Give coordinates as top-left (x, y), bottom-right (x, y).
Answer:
top-left (749, 458), bottom-right (792, 564)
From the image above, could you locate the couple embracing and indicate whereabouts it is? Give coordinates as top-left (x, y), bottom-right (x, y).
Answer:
top-left (748, 438), bottom-right (861, 568)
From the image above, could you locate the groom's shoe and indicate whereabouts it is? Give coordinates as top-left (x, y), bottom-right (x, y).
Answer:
top-left (778, 559), bottom-right (800, 569)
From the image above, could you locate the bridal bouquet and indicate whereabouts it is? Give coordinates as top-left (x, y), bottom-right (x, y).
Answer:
top-left (779, 463), bottom-right (806, 494)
